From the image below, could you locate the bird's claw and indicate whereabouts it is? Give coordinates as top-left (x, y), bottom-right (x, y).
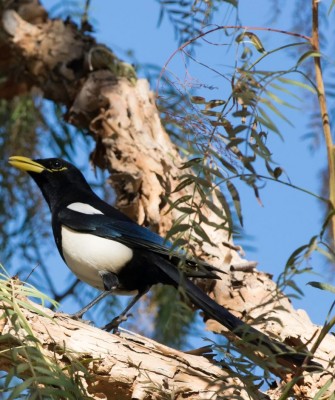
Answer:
top-left (103, 314), bottom-right (129, 333)
top-left (69, 312), bottom-right (85, 321)
top-left (54, 311), bottom-right (92, 325)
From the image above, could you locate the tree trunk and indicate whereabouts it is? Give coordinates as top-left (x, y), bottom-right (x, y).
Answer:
top-left (1, 1), bottom-right (334, 398)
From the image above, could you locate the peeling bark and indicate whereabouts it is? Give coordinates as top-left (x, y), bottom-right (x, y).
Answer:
top-left (1, 2), bottom-right (335, 398)
top-left (0, 299), bottom-right (264, 400)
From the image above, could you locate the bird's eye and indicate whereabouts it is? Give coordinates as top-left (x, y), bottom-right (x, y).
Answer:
top-left (51, 160), bottom-right (62, 169)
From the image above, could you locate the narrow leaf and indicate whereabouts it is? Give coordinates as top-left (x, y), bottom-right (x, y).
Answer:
top-left (296, 50), bottom-right (321, 66)
top-left (277, 77), bottom-right (316, 94)
top-left (214, 189), bottom-right (233, 234)
top-left (236, 32), bottom-right (266, 53)
top-left (165, 224), bottom-right (190, 240)
top-left (173, 177), bottom-right (194, 193)
top-left (226, 138), bottom-right (245, 150)
top-left (180, 157), bottom-right (203, 169)
top-left (208, 148), bottom-right (238, 174)
top-left (192, 223), bottom-right (210, 244)
top-left (307, 281), bottom-right (335, 294)
top-left (226, 181), bottom-right (243, 226)
top-left (313, 379), bottom-right (333, 400)
top-left (181, 173), bottom-right (211, 188)
top-left (201, 110), bottom-right (222, 117)
top-left (260, 98), bottom-right (293, 126)
top-left (191, 96), bottom-right (206, 104)
top-left (166, 195), bottom-right (193, 213)
top-left (205, 99), bottom-right (226, 109)
top-left (285, 244), bottom-right (310, 268)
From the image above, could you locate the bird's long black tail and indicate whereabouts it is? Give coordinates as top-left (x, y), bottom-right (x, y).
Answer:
top-left (156, 256), bottom-right (319, 368)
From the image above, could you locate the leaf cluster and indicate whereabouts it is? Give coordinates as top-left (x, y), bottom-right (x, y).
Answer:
top-left (156, 0), bottom-right (237, 48)
top-left (0, 268), bottom-right (90, 399)
top-left (157, 28), bottom-right (316, 256)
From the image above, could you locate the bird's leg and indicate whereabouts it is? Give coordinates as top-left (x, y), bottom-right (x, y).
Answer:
top-left (70, 291), bottom-right (110, 320)
top-left (103, 288), bottom-right (149, 333)
top-left (71, 271), bottom-right (119, 319)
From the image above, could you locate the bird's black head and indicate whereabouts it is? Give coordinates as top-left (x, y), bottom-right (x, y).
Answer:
top-left (9, 156), bottom-right (94, 211)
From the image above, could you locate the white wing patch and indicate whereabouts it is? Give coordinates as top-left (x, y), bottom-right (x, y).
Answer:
top-left (67, 202), bottom-right (104, 215)
top-left (61, 226), bottom-right (133, 290)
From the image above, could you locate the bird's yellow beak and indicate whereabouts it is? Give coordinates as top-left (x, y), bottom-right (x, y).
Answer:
top-left (8, 156), bottom-right (45, 174)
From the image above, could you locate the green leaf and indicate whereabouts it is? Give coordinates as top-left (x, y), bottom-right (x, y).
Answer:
top-left (181, 173), bottom-right (211, 188)
top-left (226, 181), bottom-right (243, 226)
top-left (256, 107), bottom-right (281, 136)
top-left (226, 138), bottom-right (245, 150)
top-left (269, 82), bottom-right (302, 101)
top-left (215, 188), bottom-right (233, 234)
top-left (173, 177), bottom-right (194, 193)
top-left (232, 125), bottom-right (248, 135)
top-left (265, 89), bottom-right (298, 109)
top-left (165, 223), bottom-right (190, 240)
top-left (177, 207), bottom-right (196, 214)
top-left (207, 148), bottom-right (238, 174)
top-left (193, 222), bottom-right (211, 243)
top-left (285, 244), bottom-right (310, 268)
top-left (209, 120), bottom-right (227, 127)
top-left (250, 131), bottom-right (271, 158)
top-left (8, 377), bottom-right (35, 400)
top-left (236, 32), bottom-right (266, 53)
top-left (204, 199), bottom-right (224, 219)
top-left (201, 110), bottom-right (222, 117)
top-left (307, 281), bottom-right (335, 294)
top-left (285, 279), bottom-right (304, 296)
top-left (202, 164), bottom-right (225, 180)
top-left (277, 76), bottom-right (316, 94)
top-left (259, 98), bottom-right (293, 126)
top-left (205, 99), bottom-right (226, 109)
top-left (320, 210), bottom-right (335, 239)
top-left (232, 109), bottom-right (252, 119)
top-left (180, 157), bottom-right (203, 169)
top-left (296, 50), bottom-right (321, 67)
top-left (225, 0), bottom-right (238, 6)
top-left (313, 379), bottom-right (333, 399)
top-left (191, 96), bottom-right (206, 104)
top-left (166, 195), bottom-right (193, 213)
top-left (219, 158), bottom-right (238, 174)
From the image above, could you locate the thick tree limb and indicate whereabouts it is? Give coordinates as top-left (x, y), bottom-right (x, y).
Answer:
top-left (1, 2), bottom-right (335, 397)
top-left (0, 298), bottom-right (264, 400)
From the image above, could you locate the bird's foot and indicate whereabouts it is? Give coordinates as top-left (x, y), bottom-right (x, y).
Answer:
top-left (69, 311), bottom-right (85, 321)
top-left (53, 311), bottom-right (92, 325)
top-left (103, 314), bottom-right (130, 333)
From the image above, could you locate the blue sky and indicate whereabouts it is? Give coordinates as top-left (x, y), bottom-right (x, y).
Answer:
top-left (38, 0), bottom-right (335, 330)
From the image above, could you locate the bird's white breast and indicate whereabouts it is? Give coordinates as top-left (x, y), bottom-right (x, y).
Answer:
top-left (61, 226), bottom-right (133, 290)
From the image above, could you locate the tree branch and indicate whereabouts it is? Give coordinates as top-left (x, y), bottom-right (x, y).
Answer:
top-left (0, 298), bottom-right (265, 400)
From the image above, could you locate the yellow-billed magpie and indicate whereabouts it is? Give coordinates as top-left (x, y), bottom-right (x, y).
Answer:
top-left (9, 156), bottom-right (318, 368)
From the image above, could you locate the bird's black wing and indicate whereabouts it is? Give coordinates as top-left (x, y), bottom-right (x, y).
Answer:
top-left (58, 208), bottom-right (222, 279)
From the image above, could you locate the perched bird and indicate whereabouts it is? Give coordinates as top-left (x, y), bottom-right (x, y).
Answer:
top-left (9, 156), bottom-right (317, 368)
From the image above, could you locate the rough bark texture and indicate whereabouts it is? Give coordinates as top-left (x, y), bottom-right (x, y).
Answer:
top-left (0, 297), bottom-right (263, 400)
top-left (1, 1), bottom-right (335, 398)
